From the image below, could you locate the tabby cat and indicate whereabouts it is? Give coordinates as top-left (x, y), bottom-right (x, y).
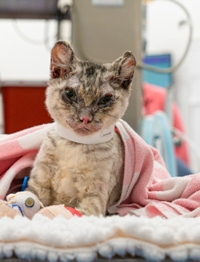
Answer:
top-left (27, 41), bottom-right (136, 216)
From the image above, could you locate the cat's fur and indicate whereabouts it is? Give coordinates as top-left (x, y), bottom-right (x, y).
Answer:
top-left (27, 41), bottom-right (136, 216)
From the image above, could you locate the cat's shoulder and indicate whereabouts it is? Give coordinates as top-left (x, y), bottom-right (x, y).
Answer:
top-left (41, 127), bottom-right (69, 149)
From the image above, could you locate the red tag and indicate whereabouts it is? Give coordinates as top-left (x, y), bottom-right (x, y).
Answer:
top-left (64, 206), bottom-right (82, 217)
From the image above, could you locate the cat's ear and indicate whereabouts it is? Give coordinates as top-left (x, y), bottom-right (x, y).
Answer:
top-left (50, 41), bottom-right (77, 79)
top-left (110, 51), bottom-right (136, 89)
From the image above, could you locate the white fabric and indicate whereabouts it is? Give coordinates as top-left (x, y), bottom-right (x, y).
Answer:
top-left (1, 214), bottom-right (200, 261)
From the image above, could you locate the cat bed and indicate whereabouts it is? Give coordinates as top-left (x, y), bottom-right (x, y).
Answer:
top-left (1, 120), bottom-right (200, 261)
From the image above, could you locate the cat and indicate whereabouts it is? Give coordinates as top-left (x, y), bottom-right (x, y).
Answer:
top-left (27, 40), bottom-right (136, 216)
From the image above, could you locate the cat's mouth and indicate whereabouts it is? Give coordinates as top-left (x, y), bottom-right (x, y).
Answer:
top-left (66, 120), bottom-right (103, 136)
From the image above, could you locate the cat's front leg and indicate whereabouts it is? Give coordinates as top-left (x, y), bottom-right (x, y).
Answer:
top-left (26, 159), bottom-right (52, 206)
top-left (76, 192), bottom-right (108, 216)
top-left (27, 132), bottom-right (59, 206)
top-left (27, 169), bottom-right (52, 207)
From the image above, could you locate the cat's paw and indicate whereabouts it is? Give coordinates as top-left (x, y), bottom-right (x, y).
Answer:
top-left (75, 207), bottom-right (101, 216)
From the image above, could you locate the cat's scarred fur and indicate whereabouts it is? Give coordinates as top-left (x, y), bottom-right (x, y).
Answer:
top-left (27, 41), bottom-right (136, 216)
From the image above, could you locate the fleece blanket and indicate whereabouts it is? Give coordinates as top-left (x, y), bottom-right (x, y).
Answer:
top-left (1, 119), bottom-right (200, 261)
top-left (2, 214), bottom-right (200, 262)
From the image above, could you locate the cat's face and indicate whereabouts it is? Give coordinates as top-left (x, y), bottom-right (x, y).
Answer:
top-left (46, 41), bottom-right (136, 135)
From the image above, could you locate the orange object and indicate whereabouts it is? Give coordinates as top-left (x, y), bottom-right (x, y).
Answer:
top-left (1, 81), bottom-right (52, 134)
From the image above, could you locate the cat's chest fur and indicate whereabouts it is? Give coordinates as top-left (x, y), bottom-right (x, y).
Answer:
top-left (35, 128), bottom-right (124, 211)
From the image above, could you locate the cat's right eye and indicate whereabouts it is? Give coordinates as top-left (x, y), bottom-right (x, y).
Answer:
top-left (98, 94), bottom-right (113, 105)
top-left (64, 87), bottom-right (77, 102)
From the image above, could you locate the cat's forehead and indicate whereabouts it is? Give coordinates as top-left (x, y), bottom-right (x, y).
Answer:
top-left (65, 73), bottom-right (107, 91)
top-left (67, 74), bottom-right (81, 86)
top-left (78, 61), bottom-right (107, 76)
top-left (67, 61), bottom-right (111, 91)
top-left (76, 61), bottom-right (108, 88)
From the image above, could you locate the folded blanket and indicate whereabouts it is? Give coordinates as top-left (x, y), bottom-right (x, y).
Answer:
top-left (0, 119), bottom-right (200, 219)
top-left (0, 124), bottom-right (53, 198)
top-left (111, 120), bottom-right (200, 218)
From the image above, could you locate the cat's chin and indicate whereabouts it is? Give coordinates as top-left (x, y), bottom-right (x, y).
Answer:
top-left (74, 127), bottom-right (96, 136)
top-left (74, 123), bottom-right (103, 135)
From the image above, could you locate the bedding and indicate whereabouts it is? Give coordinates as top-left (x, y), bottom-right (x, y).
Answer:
top-left (1, 214), bottom-right (200, 261)
top-left (1, 119), bottom-right (200, 261)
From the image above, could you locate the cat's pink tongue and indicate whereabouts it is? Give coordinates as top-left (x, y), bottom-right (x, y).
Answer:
top-left (80, 117), bottom-right (91, 125)
top-left (83, 119), bottom-right (89, 125)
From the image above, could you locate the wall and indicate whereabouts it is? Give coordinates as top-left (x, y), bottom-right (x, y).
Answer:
top-left (145, 0), bottom-right (200, 171)
top-left (0, 19), bottom-right (71, 133)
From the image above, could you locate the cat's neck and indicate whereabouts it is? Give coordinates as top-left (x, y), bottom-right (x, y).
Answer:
top-left (56, 123), bottom-right (115, 144)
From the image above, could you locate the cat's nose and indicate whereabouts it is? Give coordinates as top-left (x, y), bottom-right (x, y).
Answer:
top-left (80, 116), bottom-right (92, 125)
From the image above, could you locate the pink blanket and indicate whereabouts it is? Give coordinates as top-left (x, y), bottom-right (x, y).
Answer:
top-left (1, 120), bottom-right (200, 218)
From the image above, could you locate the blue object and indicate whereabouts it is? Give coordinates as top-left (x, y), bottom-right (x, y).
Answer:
top-left (176, 158), bottom-right (193, 177)
top-left (11, 204), bottom-right (24, 216)
top-left (21, 176), bottom-right (28, 191)
top-left (141, 111), bottom-right (177, 177)
top-left (142, 54), bottom-right (172, 88)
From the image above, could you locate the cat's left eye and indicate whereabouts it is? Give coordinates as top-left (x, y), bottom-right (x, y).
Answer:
top-left (98, 94), bottom-right (113, 105)
top-left (65, 87), bottom-right (76, 102)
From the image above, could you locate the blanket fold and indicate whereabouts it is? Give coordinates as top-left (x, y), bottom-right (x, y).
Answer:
top-left (1, 119), bottom-right (200, 218)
